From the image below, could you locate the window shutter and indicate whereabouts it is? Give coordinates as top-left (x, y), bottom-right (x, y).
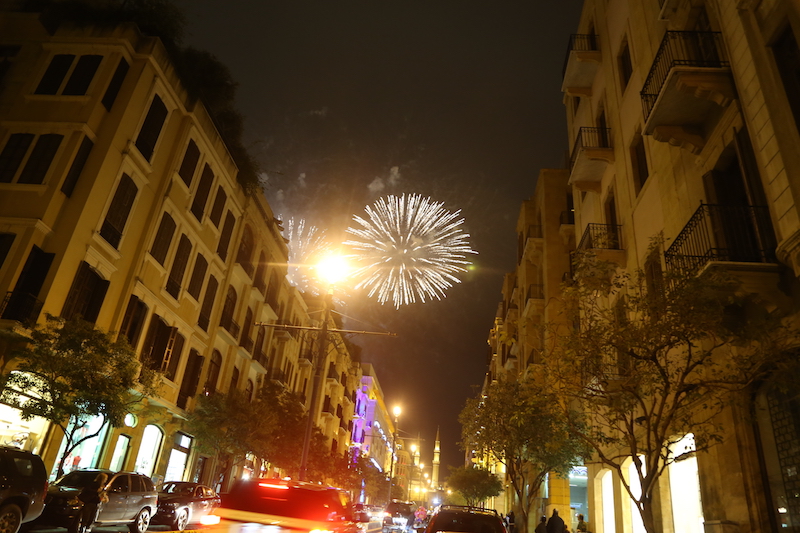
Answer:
top-left (165, 331), bottom-right (185, 380)
top-left (198, 275), bottom-right (218, 331)
top-left (209, 186), bottom-right (227, 227)
top-left (166, 234), bottom-right (192, 298)
top-left (102, 58), bottom-right (129, 111)
top-left (190, 164), bottom-right (214, 221)
top-left (61, 136), bottom-right (94, 197)
top-left (135, 95), bottom-right (168, 162)
top-left (150, 213), bottom-right (176, 265)
top-left (100, 174), bottom-right (138, 249)
top-left (187, 253), bottom-right (208, 300)
top-left (120, 295), bottom-right (148, 348)
top-left (178, 140), bottom-right (200, 187)
top-left (61, 261), bottom-right (107, 323)
top-left (217, 211), bottom-right (235, 260)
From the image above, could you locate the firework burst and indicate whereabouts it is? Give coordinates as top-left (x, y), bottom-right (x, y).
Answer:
top-left (284, 217), bottom-right (331, 293)
top-left (344, 194), bottom-right (477, 308)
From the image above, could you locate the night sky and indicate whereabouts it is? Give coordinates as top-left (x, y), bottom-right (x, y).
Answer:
top-left (173, 1), bottom-right (584, 475)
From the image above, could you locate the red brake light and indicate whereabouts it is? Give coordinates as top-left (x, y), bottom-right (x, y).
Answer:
top-left (258, 482), bottom-right (290, 490)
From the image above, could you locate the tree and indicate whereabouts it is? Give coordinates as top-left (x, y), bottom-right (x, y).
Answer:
top-left (460, 378), bottom-right (588, 533)
top-left (446, 465), bottom-right (503, 507)
top-left (549, 250), bottom-right (797, 533)
top-left (0, 315), bottom-right (161, 477)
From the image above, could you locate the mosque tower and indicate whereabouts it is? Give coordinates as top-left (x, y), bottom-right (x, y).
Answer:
top-left (432, 427), bottom-right (441, 489)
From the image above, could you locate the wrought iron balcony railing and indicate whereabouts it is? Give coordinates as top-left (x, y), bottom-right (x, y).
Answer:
top-left (664, 203), bottom-right (777, 276)
top-left (578, 223), bottom-right (623, 250)
top-left (0, 291), bottom-right (43, 325)
top-left (570, 127), bottom-right (612, 171)
top-left (562, 34), bottom-right (599, 77)
top-left (219, 314), bottom-right (240, 339)
top-left (641, 31), bottom-right (729, 121)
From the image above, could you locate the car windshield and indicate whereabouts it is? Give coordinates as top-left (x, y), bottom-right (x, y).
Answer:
top-left (223, 481), bottom-right (347, 521)
top-left (430, 512), bottom-right (505, 533)
top-left (55, 471), bottom-right (107, 488)
top-left (161, 482), bottom-right (195, 494)
top-left (388, 503), bottom-right (413, 514)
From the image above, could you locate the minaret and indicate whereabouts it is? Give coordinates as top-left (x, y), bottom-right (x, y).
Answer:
top-left (432, 427), bottom-right (441, 489)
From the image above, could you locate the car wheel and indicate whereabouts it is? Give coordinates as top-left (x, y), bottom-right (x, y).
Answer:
top-left (172, 509), bottom-right (189, 531)
top-left (128, 509), bottom-right (151, 533)
top-left (0, 504), bottom-right (22, 533)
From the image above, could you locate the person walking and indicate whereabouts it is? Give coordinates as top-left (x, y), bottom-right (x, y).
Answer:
top-left (74, 472), bottom-right (108, 533)
top-left (546, 509), bottom-right (565, 533)
top-left (534, 516), bottom-right (547, 533)
top-left (506, 511), bottom-right (516, 533)
top-left (576, 514), bottom-right (588, 533)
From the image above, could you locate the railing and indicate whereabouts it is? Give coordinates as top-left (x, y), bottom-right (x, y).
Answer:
top-left (562, 34), bottom-right (599, 77)
top-left (570, 127), bottom-right (612, 171)
top-left (253, 276), bottom-right (266, 295)
top-left (641, 31), bottom-right (729, 121)
top-left (240, 336), bottom-right (253, 353)
top-left (664, 203), bottom-right (777, 277)
top-left (561, 210), bottom-right (575, 225)
top-left (219, 314), bottom-right (241, 339)
top-left (270, 368), bottom-right (287, 384)
top-left (0, 291), bottom-right (43, 325)
top-left (578, 223), bottom-right (623, 250)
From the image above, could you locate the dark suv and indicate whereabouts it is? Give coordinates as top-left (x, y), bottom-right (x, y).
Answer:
top-left (0, 446), bottom-right (47, 533)
top-left (204, 478), bottom-right (367, 533)
top-left (382, 501), bottom-right (415, 533)
top-left (425, 506), bottom-right (506, 533)
top-left (36, 469), bottom-right (157, 533)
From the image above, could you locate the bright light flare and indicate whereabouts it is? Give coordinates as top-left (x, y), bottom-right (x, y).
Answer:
top-left (344, 194), bottom-right (477, 308)
top-left (316, 255), bottom-right (351, 286)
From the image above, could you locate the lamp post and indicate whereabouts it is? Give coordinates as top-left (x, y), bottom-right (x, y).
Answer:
top-left (298, 255), bottom-right (349, 481)
top-left (386, 405), bottom-right (401, 503)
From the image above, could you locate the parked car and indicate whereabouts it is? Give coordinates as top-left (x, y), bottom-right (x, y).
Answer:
top-left (202, 478), bottom-right (368, 533)
top-left (151, 481), bottom-right (220, 531)
top-left (382, 501), bottom-right (415, 533)
top-left (424, 505), bottom-right (506, 533)
top-left (35, 469), bottom-right (157, 533)
top-left (0, 446), bottom-right (48, 533)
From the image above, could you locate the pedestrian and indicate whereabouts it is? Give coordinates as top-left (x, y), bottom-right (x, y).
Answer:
top-left (74, 472), bottom-right (108, 533)
top-left (534, 516), bottom-right (547, 533)
top-left (546, 509), bottom-right (565, 533)
top-left (576, 514), bottom-right (588, 533)
top-left (506, 511), bottom-right (516, 533)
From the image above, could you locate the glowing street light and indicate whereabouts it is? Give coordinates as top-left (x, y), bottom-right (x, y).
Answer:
top-left (387, 405), bottom-right (402, 503)
top-left (315, 254), bottom-right (351, 287)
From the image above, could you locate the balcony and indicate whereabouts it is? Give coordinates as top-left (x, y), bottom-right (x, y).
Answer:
top-left (569, 127), bottom-right (614, 191)
top-left (664, 203), bottom-right (777, 278)
top-left (522, 225), bottom-right (544, 259)
top-left (273, 325), bottom-right (296, 341)
top-left (641, 31), bottom-right (734, 153)
top-left (561, 34), bottom-right (601, 95)
top-left (270, 368), bottom-right (287, 385)
top-left (578, 223), bottom-right (626, 267)
top-left (219, 314), bottom-right (240, 340)
top-left (239, 336), bottom-right (253, 354)
top-left (0, 291), bottom-right (43, 326)
top-left (523, 284), bottom-right (544, 318)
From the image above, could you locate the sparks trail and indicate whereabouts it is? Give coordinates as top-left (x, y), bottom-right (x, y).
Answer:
top-left (345, 193), bottom-right (477, 308)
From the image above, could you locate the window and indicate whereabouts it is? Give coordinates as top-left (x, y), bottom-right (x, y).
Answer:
top-left (61, 136), bottom-right (93, 197)
top-left (209, 186), bottom-right (227, 227)
top-left (140, 314), bottom-right (179, 373)
top-left (254, 252), bottom-right (267, 294)
top-left (230, 367), bottom-right (239, 392)
top-left (204, 350), bottom-right (222, 395)
top-left (236, 225), bottom-right (255, 276)
top-left (99, 173), bottom-right (138, 249)
top-left (190, 164), bottom-right (214, 221)
top-left (178, 349), bottom-right (204, 408)
top-left (150, 212), bottom-right (176, 266)
top-left (619, 40), bottom-right (633, 91)
top-left (177, 140), bottom-right (200, 187)
top-left (135, 95), bottom-right (168, 162)
top-left (2, 245), bottom-right (53, 324)
top-left (773, 26), bottom-right (800, 136)
top-left (166, 234), bottom-right (192, 299)
top-left (0, 133), bottom-right (63, 185)
top-left (120, 295), bottom-right (148, 348)
top-left (198, 275), bottom-right (218, 331)
top-left (240, 308), bottom-right (254, 352)
top-left (186, 254), bottom-right (208, 300)
top-left (220, 285), bottom-right (238, 335)
top-left (217, 211), bottom-right (235, 260)
top-left (630, 133), bottom-right (649, 193)
top-left (35, 54), bottom-right (102, 96)
top-left (102, 57), bottom-right (129, 111)
top-left (61, 261), bottom-right (109, 323)
top-left (0, 45), bottom-right (21, 86)
top-left (0, 233), bottom-right (14, 270)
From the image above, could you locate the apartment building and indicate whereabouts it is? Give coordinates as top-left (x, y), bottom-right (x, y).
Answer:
top-left (0, 7), bottom-right (361, 487)
top-left (487, 0), bottom-right (800, 532)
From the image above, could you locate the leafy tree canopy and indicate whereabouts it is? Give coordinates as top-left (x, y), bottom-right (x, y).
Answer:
top-left (446, 465), bottom-right (502, 507)
top-left (1, 314), bottom-right (161, 477)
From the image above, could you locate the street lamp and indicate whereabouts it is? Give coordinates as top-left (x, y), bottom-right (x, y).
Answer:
top-left (298, 254), bottom-right (350, 481)
top-left (387, 405), bottom-right (401, 503)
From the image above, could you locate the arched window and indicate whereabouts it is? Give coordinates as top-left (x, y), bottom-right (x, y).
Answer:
top-left (240, 308), bottom-right (254, 353)
top-left (220, 286), bottom-right (238, 336)
top-left (245, 379), bottom-right (254, 401)
top-left (204, 350), bottom-right (222, 395)
top-left (254, 251), bottom-right (267, 294)
top-left (236, 225), bottom-right (255, 277)
top-left (134, 424), bottom-right (163, 477)
top-left (254, 327), bottom-right (266, 366)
